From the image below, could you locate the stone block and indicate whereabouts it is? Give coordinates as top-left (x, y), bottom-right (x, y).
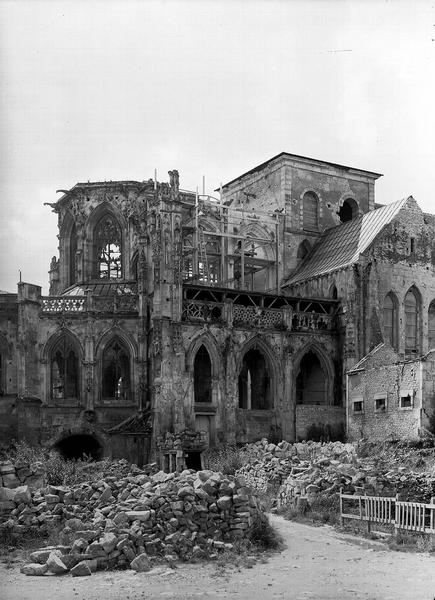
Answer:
top-left (71, 561), bottom-right (92, 577)
top-left (101, 532), bottom-right (117, 553)
top-left (2, 474), bottom-right (21, 489)
top-left (125, 510), bottom-right (151, 522)
top-left (130, 553), bottom-right (151, 572)
top-left (46, 551), bottom-right (68, 574)
top-left (20, 563), bottom-right (48, 576)
top-left (0, 462), bottom-right (15, 475)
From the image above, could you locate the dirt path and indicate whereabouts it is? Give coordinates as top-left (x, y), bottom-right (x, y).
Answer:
top-left (2, 516), bottom-right (435, 600)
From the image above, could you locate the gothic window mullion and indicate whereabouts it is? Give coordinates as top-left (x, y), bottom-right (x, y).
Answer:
top-left (95, 215), bottom-right (122, 279)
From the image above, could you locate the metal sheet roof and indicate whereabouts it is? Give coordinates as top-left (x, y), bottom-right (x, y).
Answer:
top-left (63, 281), bottom-right (138, 296)
top-left (285, 198), bottom-right (409, 286)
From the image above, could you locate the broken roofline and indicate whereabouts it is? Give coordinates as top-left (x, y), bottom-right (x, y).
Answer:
top-left (216, 152), bottom-right (383, 190)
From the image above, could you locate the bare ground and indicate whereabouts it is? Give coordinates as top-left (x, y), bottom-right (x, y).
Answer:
top-left (2, 515), bottom-right (435, 600)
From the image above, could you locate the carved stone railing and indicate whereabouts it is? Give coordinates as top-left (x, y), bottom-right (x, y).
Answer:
top-left (182, 300), bottom-right (223, 323)
top-left (41, 294), bottom-right (138, 314)
top-left (292, 311), bottom-right (335, 331)
top-left (92, 295), bottom-right (138, 313)
top-left (232, 305), bottom-right (285, 329)
top-left (41, 297), bottom-right (86, 312)
top-left (181, 299), bottom-right (336, 333)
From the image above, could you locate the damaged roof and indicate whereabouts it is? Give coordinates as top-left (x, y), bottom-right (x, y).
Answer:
top-left (284, 197), bottom-right (409, 286)
top-left (106, 412), bottom-right (152, 436)
top-left (62, 282), bottom-right (138, 296)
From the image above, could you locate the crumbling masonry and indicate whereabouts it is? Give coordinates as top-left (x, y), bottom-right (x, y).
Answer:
top-left (1, 152), bottom-right (434, 465)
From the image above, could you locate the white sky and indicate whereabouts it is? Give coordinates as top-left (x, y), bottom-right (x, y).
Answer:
top-left (1, 0), bottom-right (434, 294)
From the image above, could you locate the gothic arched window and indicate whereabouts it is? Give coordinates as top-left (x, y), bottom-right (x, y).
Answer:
top-left (69, 223), bottom-right (77, 286)
top-left (383, 292), bottom-right (398, 349)
top-left (50, 337), bottom-right (79, 400)
top-left (404, 287), bottom-right (420, 357)
top-left (303, 192), bottom-right (319, 232)
top-left (102, 339), bottom-right (130, 400)
top-left (194, 345), bottom-right (212, 403)
top-left (94, 215), bottom-right (122, 279)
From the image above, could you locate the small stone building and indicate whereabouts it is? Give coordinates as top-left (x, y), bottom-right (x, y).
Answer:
top-left (347, 344), bottom-right (435, 441)
top-left (1, 152), bottom-right (433, 465)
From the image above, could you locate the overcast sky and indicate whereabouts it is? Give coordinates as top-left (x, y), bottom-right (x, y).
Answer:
top-left (1, 0), bottom-right (434, 294)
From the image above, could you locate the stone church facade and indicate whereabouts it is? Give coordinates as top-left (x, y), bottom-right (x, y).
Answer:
top-left (1, 152), bottom-right (434, 466)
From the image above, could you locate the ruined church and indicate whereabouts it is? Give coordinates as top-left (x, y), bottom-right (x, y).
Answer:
top-left (1, 152), bottom-right (435, 468)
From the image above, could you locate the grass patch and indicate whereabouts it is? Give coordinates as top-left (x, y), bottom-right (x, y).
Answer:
top-left (212, 518), bottom-right (284, 576)
top-left (277, 493), bottom-right (340, 526)
top-left (386, 531), bottom-right (435, 553)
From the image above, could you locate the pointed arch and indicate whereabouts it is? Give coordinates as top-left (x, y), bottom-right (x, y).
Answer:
top-left (186, 331), bottom-right (220, 380)
top-left (293, 341), bottom-right (334, 406)
top-left (404, 285), bottom-right (421, 357)
top-left (95, 326), bottom-right (137, 362)
top-left (59, 211), bottom-right (78, 289)
top-left (237, 336), bottom-right (277, 410)
top-left (329, 283), bottom-right (338, 299)
top-left (44, 329), bottom-right (83, 401)
top-left (96, 326), bottom-right (137, 403)
top-left (383, 291), bottom-right (398, 349)
top-left (86, 203), bottom-right (127, 280)
top-left (194, 345), bottom-right (212, 403)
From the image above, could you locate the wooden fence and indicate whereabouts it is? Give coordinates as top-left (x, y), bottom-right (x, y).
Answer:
top-left (339, 489), bottom-right (435, 534)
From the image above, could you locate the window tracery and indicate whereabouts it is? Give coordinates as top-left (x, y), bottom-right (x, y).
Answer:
top-left (102, 339), bottom-right (130, 400)
top-left (95, 215), bottom-right (122, 279)
top-left (50, 337), bottom-right (79, 400)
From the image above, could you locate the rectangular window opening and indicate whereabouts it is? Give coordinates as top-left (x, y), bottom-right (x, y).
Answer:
top-left (374, 396), bottom-right (386, 413)
top-left (353, 400), bottom-right (364, 413)
top-left (400, 394), bottom-right (413, 409)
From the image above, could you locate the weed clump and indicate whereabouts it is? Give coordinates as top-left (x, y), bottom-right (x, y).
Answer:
top-left (203, 445), bottom-right (246, 475)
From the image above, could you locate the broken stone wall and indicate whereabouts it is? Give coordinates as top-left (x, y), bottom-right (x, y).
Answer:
top-left (152, 317), bottom-right (343, 450)
top-left (348, 350), bottom-right (422, 441)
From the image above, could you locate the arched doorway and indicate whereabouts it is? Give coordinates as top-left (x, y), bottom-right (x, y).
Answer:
top-left (296, 351), bottom-right (327, 405)
top-left (238, 348), bottom-right (271, 410)
top-left (54, 434), bottom-right (102, 460)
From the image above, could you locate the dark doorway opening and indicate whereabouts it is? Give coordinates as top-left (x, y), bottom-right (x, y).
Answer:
top-left (55, 434), bottom-right (102, 460)
top-left (296, 351), bottom-right (327, 405)
top-left (185, 451), bottom-right (202, 471)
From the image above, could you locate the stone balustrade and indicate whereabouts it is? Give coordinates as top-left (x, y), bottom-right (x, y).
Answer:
top-left (181, 299), bottom-right (336, 332)
top-left (41, 294), bottom-right (138, 314)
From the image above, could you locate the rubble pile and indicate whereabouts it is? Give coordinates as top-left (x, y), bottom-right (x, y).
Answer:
top-left (0, 460), bottom-right (45, 492)
top-left (236, 439), bottom-right (435, 509)
top-left (237, 438), bottom-right (357, 495)
top-left (0, 468), bottom-right (264, 577)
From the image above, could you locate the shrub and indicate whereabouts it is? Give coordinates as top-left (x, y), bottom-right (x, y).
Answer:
top-left (203, 445), bottom-right (246, 475)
